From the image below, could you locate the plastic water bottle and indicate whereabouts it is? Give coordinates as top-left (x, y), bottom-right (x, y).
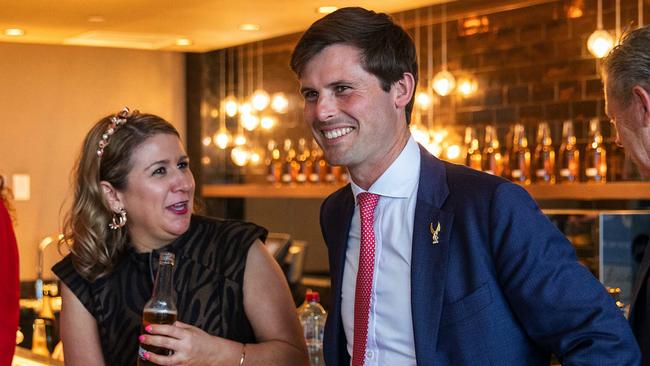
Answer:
top-left (298, 290), bottom-right (326, 366)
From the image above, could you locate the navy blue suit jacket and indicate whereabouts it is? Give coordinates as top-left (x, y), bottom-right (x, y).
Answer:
top-left (320, 146), bottom-right (640, 365)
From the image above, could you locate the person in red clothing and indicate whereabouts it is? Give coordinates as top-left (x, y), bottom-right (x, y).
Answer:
top-left (0, 175), bottom-right (19, 366)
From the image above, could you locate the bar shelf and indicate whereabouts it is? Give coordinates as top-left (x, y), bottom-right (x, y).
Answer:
top-left (202, 181), bottom-right (650, 200)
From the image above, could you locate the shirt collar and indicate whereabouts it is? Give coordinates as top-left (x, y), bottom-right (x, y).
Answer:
top-left (351, 135), bottom-right (421, 204)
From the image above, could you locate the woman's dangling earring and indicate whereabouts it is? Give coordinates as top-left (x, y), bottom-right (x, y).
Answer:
top-left (109, 208), bottom-right (127, 230)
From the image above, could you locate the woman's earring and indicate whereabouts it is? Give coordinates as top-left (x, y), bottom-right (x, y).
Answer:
top-left (109, 208), bottom-right (127, 230)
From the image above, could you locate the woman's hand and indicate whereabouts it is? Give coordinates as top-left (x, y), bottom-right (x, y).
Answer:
top-left (139, 321), bottom-right (240, 366)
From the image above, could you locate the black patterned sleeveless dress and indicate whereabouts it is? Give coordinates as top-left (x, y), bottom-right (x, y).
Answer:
top-left (52, 215), bottom-right (268, 365)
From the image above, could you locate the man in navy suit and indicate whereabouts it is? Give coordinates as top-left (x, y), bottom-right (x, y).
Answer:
top-left (291, 7), bottom-right (640, 366)
top-left (602, 25), bottom-right (650, 365)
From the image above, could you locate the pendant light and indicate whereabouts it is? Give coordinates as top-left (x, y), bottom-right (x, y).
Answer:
top-left (587, 0), bottom-right (614, 58)
top-left (433, 4), bottom-right (455, 96)
top-left (231, 45), bottom-right (251, 167)
top-left (214, 50), bottom-right (231, 150)
top-left (223, 48), bottom-right (238, 117)
top-left (241, 43), bottom-right (260, 131)
top-left (251, 41), bottom-right (270, 111)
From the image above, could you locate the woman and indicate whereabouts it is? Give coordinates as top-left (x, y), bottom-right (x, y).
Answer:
top-left (53, 108), bottom-right (308, 366)
top-left (0, 176), bottom-right (19, 366)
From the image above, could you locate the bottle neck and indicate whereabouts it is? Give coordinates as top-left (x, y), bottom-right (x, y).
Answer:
top-left (148, 253), bottom-right (176, 310)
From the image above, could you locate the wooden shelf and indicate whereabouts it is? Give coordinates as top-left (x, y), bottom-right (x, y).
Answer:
top-left (202, 182), bottom-right (650, 200)
top-left (202, 183), bottom-right (345, 199)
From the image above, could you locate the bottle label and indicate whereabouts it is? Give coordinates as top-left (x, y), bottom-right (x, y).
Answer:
top-left (281, 174), bottom-right (292, 183)
top-left (535, 169), bottom-right (547, 178)
top-left (296, 173), bottom-right (307, 183)
top-left (309, 173), bottom-right (319, 183)
top-left (511, 169), bottom-right (522, 178)
top-left (585, 168), bottom-right (597, 177)
top-left (560, 169), bottom-right (570, 177)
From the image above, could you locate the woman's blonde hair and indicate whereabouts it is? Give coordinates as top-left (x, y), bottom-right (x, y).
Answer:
top-left (61, 110), bottom-right (179, 282)
top-left (0, 175), bottom-right (16, 224)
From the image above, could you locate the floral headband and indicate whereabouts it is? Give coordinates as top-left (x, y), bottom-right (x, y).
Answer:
top-left (97, 107), bottom-right (130, 158)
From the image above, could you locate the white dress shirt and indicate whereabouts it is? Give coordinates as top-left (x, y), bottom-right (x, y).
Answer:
top-left (342, 136), bottom-right (420, 366)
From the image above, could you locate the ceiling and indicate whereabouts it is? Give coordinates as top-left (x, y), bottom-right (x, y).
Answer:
top-left (0, 0), bottom-right (451, 52)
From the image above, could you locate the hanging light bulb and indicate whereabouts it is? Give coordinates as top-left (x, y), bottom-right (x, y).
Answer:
top-left (251, 89), bottom-right (270, 111)
top-left (415, 91), bottom-right (432, 109)
top-left (587, 0), bottom-right (614, 58)
top-left (224, 95), bottom-right (239, 117)
top-left (433, 70), bottom-right (456, 96)
top-left (587, 30), bottom-right (614, 58)
top-left (260, 116), bottom-right (276, 130)
top-left (241, 113), bottom-right (260, 131)
top-left (249, 147), bottom-right (264, 165)
top-left (433, 5), bottom-right (455, 96)
top-left (213, 129), bottom-right (231, 150)
top-left (457, 76), bottom-right (478, 97)
top-left (234, 134), bottom-right (247, 146)
top-left (231, 146), bottom-right (251, 166)
top-left (201, 136), bottom-right (212, 146)
top-left (239, 102), bottom-right (253, 116)
top-left (271, 92), bottom-right (289, 113)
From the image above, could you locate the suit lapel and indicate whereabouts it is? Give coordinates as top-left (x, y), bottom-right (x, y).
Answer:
top-left (411, 146), bottom-right (453, 365)
top-left (329, 187), bottom-right (355, 365)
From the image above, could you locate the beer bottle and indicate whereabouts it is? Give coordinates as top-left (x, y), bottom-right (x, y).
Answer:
top-left (280, 139), bottom-right (297, 184)
top-left (533, 122), bottom-right (556, 184)
top-left (265, 139), bottom-right (281, 184)
top-left (295, 138), bottom-right (310, 184)
top-left (308, 139), bottom-right (323, 183)
top-left (138, 252), bottom-right (177, 366)
top-left (482, 125), bottom-right (502, 176)
top-left (509, 123), bottom-right (531, 185)
top-left (464, 126), bottom-right (482, 171)
top-left (584, 118), bottom-right (607, 183)
top-left (557, 120), bottom-right (580, 183)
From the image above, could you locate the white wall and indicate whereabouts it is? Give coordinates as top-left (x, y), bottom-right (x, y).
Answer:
top-left (0, 42), bottom-right (186, 281)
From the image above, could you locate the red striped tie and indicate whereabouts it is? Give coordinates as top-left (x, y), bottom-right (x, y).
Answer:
top-left (352, 192), bottom-right (380, 366)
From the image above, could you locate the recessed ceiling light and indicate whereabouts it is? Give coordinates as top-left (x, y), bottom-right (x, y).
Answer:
top-left (176, 38), bottom-right (192, 46)
top-left (4, 28), bottom-right (25, 37)
top-left (87, 15), bottom-right (105, 23)
top-left (317, 6), bottom-right (338, 14)
top-left (239, 23), bottom-right (260, 31)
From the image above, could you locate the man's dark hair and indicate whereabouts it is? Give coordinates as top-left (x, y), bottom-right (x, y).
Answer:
top-left (291, 7), bottom-right (418, 123)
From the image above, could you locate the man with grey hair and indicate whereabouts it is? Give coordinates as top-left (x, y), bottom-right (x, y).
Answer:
top-left (603, 24), bottom-right (650, 365)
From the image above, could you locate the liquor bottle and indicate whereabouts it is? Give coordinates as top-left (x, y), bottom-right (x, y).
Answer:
top-left (482, 125), bottom-right (502, 176)
top-left (464, 126), bottom-right (482, 171)
top-left (295, 138), bottom-right (310, 184)
top-left (557, 120), bottom-right (580, 183)
top-left (31, 319), bottom-right (50, 357)
top-left (584, 118), bottom-right (607, 183)
top-left (265, 139), bottom-right (281, 184)
top-left (501, 125), bottom-right (513, 179)
top-left (533, 122), bottom-right (556, 184)
top-left (281, 139), bottom-right (296, 184)
top-left (138, 252), bottom-right (177, 366)
top-left (608, 140), bottom-right (625, 182)
top-left (509, 123), bottom-right (531, 184)
top-left (308, 139), bottom-right (323, 183)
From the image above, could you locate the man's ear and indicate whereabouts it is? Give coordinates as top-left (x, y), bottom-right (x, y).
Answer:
top-left (100, 181), bottom-right (123, 212)
top-left (632, 85), bottom-right (650, 127)
top-left (394, 72), bottom-right (416, 110)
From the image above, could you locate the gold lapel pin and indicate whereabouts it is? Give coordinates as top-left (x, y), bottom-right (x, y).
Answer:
top-left (430, 221), bottom-right (441, 245)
